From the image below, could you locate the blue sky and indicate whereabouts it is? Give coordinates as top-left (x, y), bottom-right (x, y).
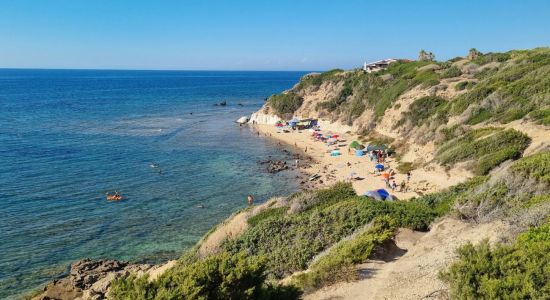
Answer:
top-left (1, 0), bottom-right (549, 70)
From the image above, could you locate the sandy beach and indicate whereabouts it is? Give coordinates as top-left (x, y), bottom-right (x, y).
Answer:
top-left (253, 123), bottom-right (471, 199)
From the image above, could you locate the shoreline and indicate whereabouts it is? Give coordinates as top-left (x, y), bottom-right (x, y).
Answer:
top-left (250, 122), bottom-right (471, 199)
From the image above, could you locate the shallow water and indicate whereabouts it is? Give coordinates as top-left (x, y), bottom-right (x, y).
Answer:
top-left (0, 69), bottom-right (306, 298)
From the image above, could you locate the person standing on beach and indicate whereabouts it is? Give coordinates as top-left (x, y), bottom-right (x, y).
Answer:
top-left (407, 171), bottom-right (412, 182)
top-left (247, 195), bottom-right (254, 206)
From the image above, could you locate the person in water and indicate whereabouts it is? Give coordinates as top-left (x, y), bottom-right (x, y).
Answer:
top-left (247, 195), bottom-right (254, 206)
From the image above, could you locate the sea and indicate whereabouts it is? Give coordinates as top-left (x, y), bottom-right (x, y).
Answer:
top-left (0, 69), bottom-right (307, 299)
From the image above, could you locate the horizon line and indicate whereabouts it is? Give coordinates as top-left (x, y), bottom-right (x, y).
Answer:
top-left (0, 67), bottom-right (320, 72)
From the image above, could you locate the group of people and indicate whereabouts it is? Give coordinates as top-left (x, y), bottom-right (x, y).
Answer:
top-left (368, 149), bottom-right (389, 163)
top-left (385, 171), bottom-right (412, 193)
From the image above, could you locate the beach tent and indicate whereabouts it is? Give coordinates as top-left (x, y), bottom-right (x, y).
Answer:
top-left (330, 150), bottom-right (341, 156)
top-left (363, 190), bottom-right (383, 201)
top-left (363, 189), bottom-right (392, 201)
top-left (376, 189), bottom-right (393, 200)
top-left (367, 144), bottom-right (387, 152)
top-left (288, 118), bottom-right (300, 127)
top-left (355, 149), bottom-right (365, 157)
top-left (349, 140), bottom-right (360, 149)
top-left (375, 163), bottom-right (385, 170)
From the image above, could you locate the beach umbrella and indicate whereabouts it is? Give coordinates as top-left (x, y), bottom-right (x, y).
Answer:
top-left (382, 172), bottom-right (390, 179)
top-left (375, 164), bottom-right (384, 170)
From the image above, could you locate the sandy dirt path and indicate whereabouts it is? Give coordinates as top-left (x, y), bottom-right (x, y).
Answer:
top-left (304, 217), bottom-right (510, 300)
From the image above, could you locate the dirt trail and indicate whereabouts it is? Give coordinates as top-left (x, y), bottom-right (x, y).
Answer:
top-left (304, 217), bottom-right (510, 300)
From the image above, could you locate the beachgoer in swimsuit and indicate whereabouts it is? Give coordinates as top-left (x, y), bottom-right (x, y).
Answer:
top-left (247, 195), bottom-right (254, 206)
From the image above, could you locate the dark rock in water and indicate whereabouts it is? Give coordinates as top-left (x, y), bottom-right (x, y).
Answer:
top-left (259, 159), bottom-right (289, 173)
top-left (34, 259), bottom-right (153, 300)
top-left (219, 100), bottom-right (227, 106)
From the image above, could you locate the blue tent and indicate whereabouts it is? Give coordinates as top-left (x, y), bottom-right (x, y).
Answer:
top-left (376, 189), bottom-right (390, 200)
top-left (355, 149), bottom-right (365, 157)
top-left (288, 118), bottom-right (300, 127)
top-left (375, 163), bottom-right (384, 170)
top-left (363, 189), bottom-right (392, 201)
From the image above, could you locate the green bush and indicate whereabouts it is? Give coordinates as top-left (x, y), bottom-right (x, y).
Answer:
top-left (441, 66), bottom-right (462, 79)
top-left (529, 108), bottom-right (550, 125)
top-left (110, 252), bottom-right (300, 300)
top-left (292, 216), bottom-right (397, 290)
top-left (466, 107), bottom-right (492, 125)
top-left (248, 207), bottom-right (288, 227)
top-left (472, 52), bottom-right (512, 65)
top-left (475, 148), bottom-right (522, 175)
top-left (223, 183), bottom-right (439, 279)
top-left (297, 69), bottom-right (344, 89)
top-left (436, 128), bottom-right (530, 173)
top-left (442, 222), bottom-right (550, 299)
top-left (510, 152), bottom-right (550, 184)
top-left (268, 93), bottom-right (303, 117)
top-left (400, 96), bottom-right (448, 127)
top-left (454, 80), bottom-right (475, 91)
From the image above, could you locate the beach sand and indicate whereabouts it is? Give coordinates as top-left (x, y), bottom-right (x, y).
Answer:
top-left (253, 124), bottom-right (470, 199)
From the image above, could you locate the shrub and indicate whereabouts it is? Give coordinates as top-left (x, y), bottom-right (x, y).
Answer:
top-left (400, 96), bottom-right (448, 127)
top-left (248, 207), bottom-right (288, 227)
top-left (109, 252), bottom-right (299, 300)
top-left (441, 222), bottom-right (550, 299)
top-left (466, 107), bottom-right (492, 125)
top-left (454, 80), bottom-right (475, 91)
top-left (292, 216), bottom-right (397, 290)
top-left (396, 162), bottom-right (414, 174)
top-left (475, 148), bottom-right (522, 175)
top-left (472, 52), bottom-right (511, 65)
top-left (529, 108), bottom-right (550, 125)
top-left (510, 152), bottom-right (550, 184)
top-left (223, 183), bottom-right (440, 279)
top-left (268, 93), bottom-right (303, 117)
top-left (436, 128), bottom-right (531, 173)
top-left (298, 69), bottom-right (344, 89)
top-left (441, 66), bottom-right (462, 79)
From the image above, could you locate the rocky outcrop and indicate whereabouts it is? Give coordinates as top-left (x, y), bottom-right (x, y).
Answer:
top-left (260, 159), bottom-right (289, 173)
top-left (33, 259), bottom-right (153, 300)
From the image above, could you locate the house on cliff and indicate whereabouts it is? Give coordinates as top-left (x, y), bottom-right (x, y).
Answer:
top-left (362, 58), bottom-right (398, 73)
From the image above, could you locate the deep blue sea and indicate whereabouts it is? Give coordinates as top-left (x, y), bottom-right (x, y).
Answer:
top-left (0, 69), bottom-right (306, 298)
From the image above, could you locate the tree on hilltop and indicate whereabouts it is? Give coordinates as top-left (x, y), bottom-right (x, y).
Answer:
top-left (418, 49), bottom-right (435, 61)
top-left (468, 48), bottom-right (482, 60)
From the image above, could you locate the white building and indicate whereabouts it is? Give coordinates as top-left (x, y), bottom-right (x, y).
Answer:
top-left (362, 59), bottom-right (398, 73)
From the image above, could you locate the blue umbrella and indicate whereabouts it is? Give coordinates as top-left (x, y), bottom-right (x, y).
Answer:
top-left (375, 164), bottom-right (384, 170)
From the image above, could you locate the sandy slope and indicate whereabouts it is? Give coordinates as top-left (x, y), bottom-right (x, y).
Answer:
top-left (304, 217), bottom-right (510, 300)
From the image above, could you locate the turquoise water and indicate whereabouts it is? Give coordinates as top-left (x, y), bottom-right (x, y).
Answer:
top-left (0, 69), bottom-right (306, 298)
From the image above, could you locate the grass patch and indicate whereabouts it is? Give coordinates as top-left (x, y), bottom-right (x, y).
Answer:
top-left (441, 66), bottom-right (462, 79)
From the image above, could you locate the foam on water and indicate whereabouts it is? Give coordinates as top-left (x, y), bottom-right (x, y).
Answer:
top-left (0, 69), bottom-right (307, 298)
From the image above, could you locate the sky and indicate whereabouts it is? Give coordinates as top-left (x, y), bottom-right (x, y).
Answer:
top-left (0, 0), bottom-right (549, 71)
